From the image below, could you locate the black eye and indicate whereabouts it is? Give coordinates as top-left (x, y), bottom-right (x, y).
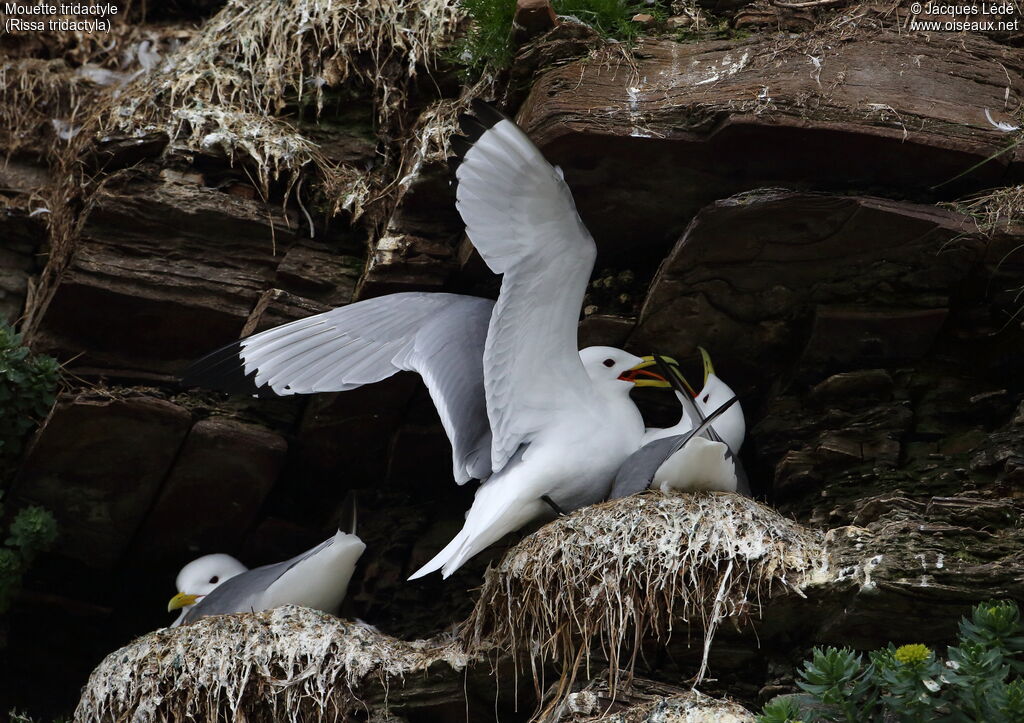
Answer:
top-left (703, 394), bottom-right (710, 403)
top-left (209, 576), bottom-right (219, 584)
top-left (603, 358), bottom-right (615, 367)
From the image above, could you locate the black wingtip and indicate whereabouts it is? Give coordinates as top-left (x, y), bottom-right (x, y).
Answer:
top-left (449, 135), bottom-right (473, 160)
top-left (338, 491), bottom-right (359, 536)
top-left (449, 99), bottom-right (511, 184)
top-left (469, 98), bottom-right (507, 128)
top-left (180, 341), bottom-right (279, 399)
top-left (654, 353), bottom-right (702, 418)
top-left (457, 114), bottom-right (489, 144)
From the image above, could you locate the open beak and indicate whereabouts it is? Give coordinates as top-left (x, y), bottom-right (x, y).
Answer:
top-left (699, 346), bottom-right (715, 385)
top-left (618, 356), bottom-right (679, 387)
top-left (167, 592), bottom-right (200, 612)
top-left (653, 353), bottom-right (698, 398)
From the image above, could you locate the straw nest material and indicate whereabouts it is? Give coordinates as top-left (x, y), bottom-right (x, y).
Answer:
top-left (74, 605), bottom-right (471, 722)
top-left (75, 494), bottom-right (833, 720)
top-left (95, 0), bottom-right (465, 201)
top-left (1, 19), bottom-right (192, 158)
top-left (464, 492), bottom-right (826, 692)
top-left (565, 690), bottom-right (756, 723)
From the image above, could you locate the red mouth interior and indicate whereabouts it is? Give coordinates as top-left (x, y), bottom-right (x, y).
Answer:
top-left (618, 368), bottom-right (667, 383)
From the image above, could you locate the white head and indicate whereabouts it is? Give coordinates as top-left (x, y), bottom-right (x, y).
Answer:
top-left (683, 349), bottom-right (745, 452)
top-left (167, 553), bottom-right (247, 625)
top-left (579, 346), bottom-right (674, 395)
top-left (579, 346), bottom-right (642, 387)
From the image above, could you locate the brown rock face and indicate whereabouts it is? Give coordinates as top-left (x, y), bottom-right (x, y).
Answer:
top-left (630, 192), bottom-right (982, 394)
top-left (0, 160), bottom-right (50, 323)
top-left (517, 32), bottom-right (1022, 263)
top-left (29, 179), bottom-right (297, 379)
top-left (13, 392), bottom-right (193, 569)
top-left (358, 160), bottom-right (462, 299)
top-left (129, 417), bottom-right (288, 563)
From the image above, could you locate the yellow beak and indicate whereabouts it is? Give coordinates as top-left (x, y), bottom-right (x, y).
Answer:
top-left (167, 592), bottom-right (199, 612)
top-left (698, 346), bottom-right (715, 385)
top-left (619, 356), bottom-right (679, 388)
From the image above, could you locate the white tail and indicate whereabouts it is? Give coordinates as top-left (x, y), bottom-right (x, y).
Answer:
top-left (409, 470), bottom-right (545, 579)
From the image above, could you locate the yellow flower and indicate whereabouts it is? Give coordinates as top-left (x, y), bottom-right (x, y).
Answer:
top-left (894, 643), bottom-right (932, 665)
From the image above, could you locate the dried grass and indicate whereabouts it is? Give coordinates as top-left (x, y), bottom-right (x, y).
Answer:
top-left (565, 687), bottom-right (756, 722)
top-left (1, 21), bottom-right (195, 158)
top-left (946, 185), bottom-right (1024, 238)
top-left (95, 0), bottom-right (465, 197)
top-left (0, 59), bottom-right (85, 157)
top-left (74, 605), bottom-right (472, 722)
top-left (464, 492), bottom-right (826, 704)
top-left (19, 0), bottom-right (475, 336)
top-left (393, 77), bottom-right (496, 194)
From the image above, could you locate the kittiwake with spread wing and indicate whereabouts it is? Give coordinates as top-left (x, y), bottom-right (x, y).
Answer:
top-left (181, 100), bottom-right (675, 579)
top-left (408, 102), bottom-right (681, 578)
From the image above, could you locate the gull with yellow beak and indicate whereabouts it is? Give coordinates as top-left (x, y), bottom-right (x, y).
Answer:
top-left (167, 524), bottom-right (365, 626)
top-left (610, 349), bottom-right (749, 499)
top-left (168, 553), bottom-right (247, 627)
top-left (183, 101), bottom-right (675, 579)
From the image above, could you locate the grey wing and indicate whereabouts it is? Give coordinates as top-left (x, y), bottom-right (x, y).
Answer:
top-left (400, 297), bottom-right (493, 482)
top-left (181, 538), bottom-right (333, 624)
top-left (182, 292), bottom-right (494, 484)
top-left (610, 398), bottom-right (745, 501)
top-left (181, 565), bottom-right (282, 622)
top-left (608, 436), bottom-right (681, 500)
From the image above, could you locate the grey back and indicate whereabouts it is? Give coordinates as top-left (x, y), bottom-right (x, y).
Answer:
top-left (181, 537), bottom-right (333, 624)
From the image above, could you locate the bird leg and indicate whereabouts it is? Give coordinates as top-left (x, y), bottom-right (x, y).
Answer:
top-left (541, 495), bottom-right (566, 517)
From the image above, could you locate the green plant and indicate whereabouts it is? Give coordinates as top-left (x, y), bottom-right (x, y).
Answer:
top-left (759, 601), bottom-right (1024, 723)
top-left (457, 0), bottom-right (518, 72)
top-left (456, 0), bottom-right (647, 72)
top-left (758, 697), bottom-right (803, 723)
top-left (554, 0), bottom-right (640, 39)
top-left (0, 324), bottom-right (60, 616)
top-left (796, 647), bottom-right (878, 721)
top-left (0, 322), bottom-right (59, 479)
top-left (0, 492), bottom-right (58, 614)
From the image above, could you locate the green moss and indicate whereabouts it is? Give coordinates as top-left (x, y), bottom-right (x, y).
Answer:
top-left (457, 0), bottom-right (646, 73)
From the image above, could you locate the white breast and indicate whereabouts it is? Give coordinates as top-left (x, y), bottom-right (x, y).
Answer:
top-left (653, 436), bottom-right (737, 494)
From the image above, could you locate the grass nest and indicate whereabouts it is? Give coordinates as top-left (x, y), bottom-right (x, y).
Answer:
top-left (464, 492), bottom-right (825, 698)
top-left (568, 690), bottom-right (755, 723)
top-left (95, 0), bottom-right (465, 202)
top-left (19, 0), bottom-right (477, 339)
top-left (0, 59), bottom-right (88, 158)
top-left (948, 184), bottom-right (1024, 238)
top-left (74, 605), bottom-right (471, 722)
top-left (1, 20), bottom-right (194, 159)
